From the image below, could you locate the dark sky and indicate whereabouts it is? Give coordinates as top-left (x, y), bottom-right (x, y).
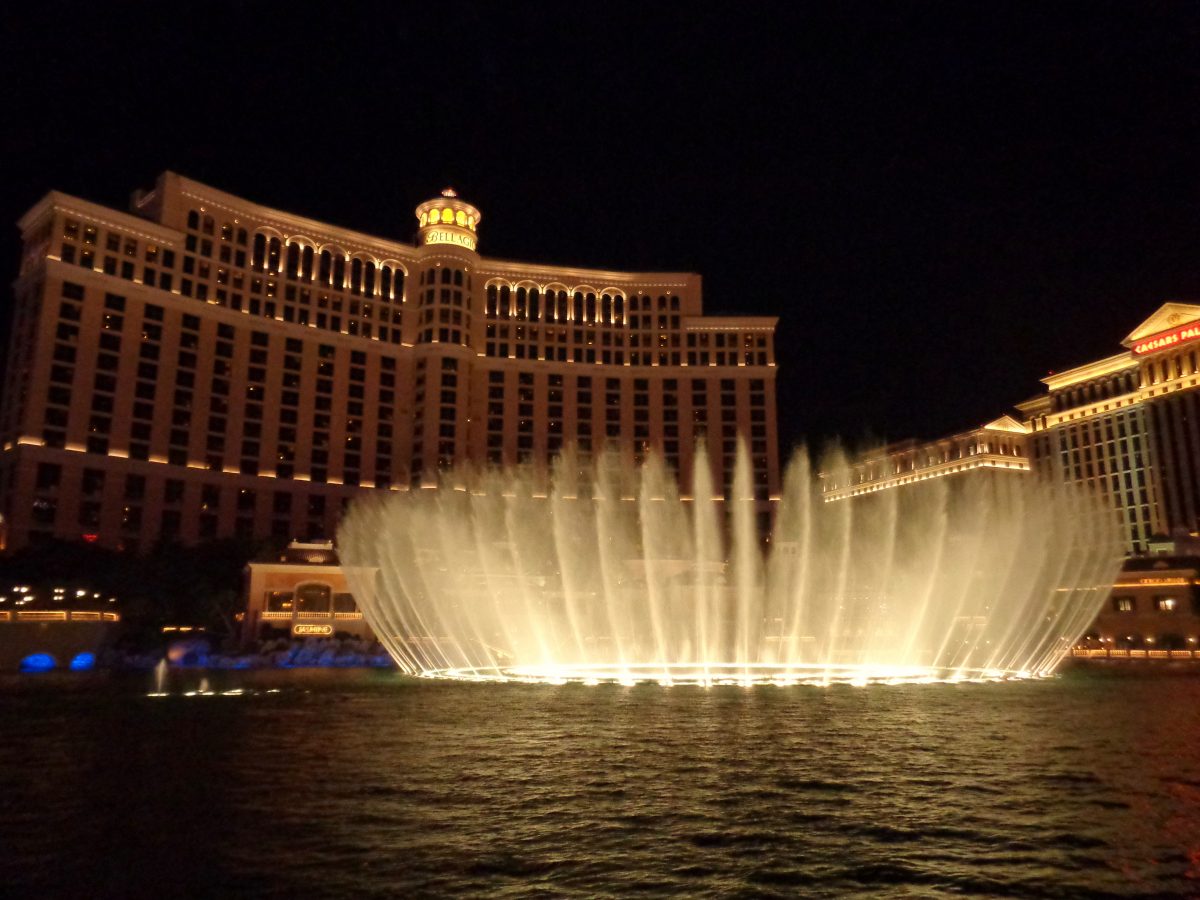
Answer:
top-left (3, 4), bottom-right (1198, 453)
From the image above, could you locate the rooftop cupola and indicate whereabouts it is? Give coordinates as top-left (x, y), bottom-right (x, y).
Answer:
top-left (414, 187), bottom-right (481, 252)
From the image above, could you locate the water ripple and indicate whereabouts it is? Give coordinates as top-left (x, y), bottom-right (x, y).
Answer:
top-left (1, 669), bottom-right (1199, 898)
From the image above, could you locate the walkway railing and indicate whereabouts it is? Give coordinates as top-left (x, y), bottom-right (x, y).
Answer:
top-left (0, 610), bottom-right (119, 623)
top-left (1070, 648), bottom-right (1197, 660)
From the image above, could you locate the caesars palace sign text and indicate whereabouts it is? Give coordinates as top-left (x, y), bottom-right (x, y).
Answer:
top-left (1133, 322), bottom-right (1200, 356)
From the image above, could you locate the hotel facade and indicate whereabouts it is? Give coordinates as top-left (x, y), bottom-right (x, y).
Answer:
top-left (0, 173), bottom-right (779, 552)
top-left (823, 303), bottom-right (1200, 555)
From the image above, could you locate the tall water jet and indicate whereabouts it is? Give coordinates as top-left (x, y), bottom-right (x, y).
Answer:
top-left (339, 442), bottom-right (1123, 685)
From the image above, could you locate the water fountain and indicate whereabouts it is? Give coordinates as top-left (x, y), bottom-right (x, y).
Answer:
top-left (338, 442), bottom-right (1123, 685)
top-left (148, 658), bottom-right (168, 697)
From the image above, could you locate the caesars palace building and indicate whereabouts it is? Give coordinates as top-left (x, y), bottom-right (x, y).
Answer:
top-left (824, 302), bottom-right (1200, 555)
top-left (0, 173), bottom-right (780, 552)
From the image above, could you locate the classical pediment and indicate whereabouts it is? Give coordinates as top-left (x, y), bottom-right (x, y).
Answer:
top-left (982, 415), bottom-right (1028, 434)
top-left (1123, 303), bottom-right (1200, 346)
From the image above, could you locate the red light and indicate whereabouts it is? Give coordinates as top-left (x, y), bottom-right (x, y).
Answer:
top-left (81, 533), bottom-right (99, 543)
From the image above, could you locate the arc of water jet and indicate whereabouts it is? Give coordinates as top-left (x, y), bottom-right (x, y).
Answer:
top-left (855, 478), bottom-right (900, 670)
top-left (776, 452), bottom-right (814, 676)
top-left (340, 437), bottom-right (1124, 684)
top-left (429, 486), bottom-right (501, 673)
top-left (820, 448), bottom-right (857, 682)
top-left (549, 449), bottom-right (599, 669)
top-left (342, 498), bottom-right (442, 673)
top-left (498, 476), bottom-right (558, 670)
top-left (638, 452), bottom-right (677, 680)
top-left (731, 436), bottom-right (763, 679)
top-left (894, 476), bottom-right (952, 669)
top-left (994, 481), bottom-right (1119, 674)
top-left (465, 475), bottom-right (529, 672)
top-left (947, 476), bottom-right (1031, 679)
top-left (691, 440), bottom-right (720, 684)
top-left (340, 504), bottom-right (416, 671)
top-left (926, 477), bottom-right (1001, 672)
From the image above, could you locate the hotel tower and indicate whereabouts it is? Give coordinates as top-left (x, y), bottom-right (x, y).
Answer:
top-left (1, 173), bottom-right (780, 551)
top-left (823, 303), bottom-right (1200, 555)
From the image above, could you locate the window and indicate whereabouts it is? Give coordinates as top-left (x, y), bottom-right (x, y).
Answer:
top-left (1155, 597), bottom-right (1179, 612)
top-left (35, 463), bottom-right (61, 490)
top-left (266, 591), bottom-right (293, 613)
top-left (31, 496), bottom-right (56, 525)
top-left (124, 475), bottom-right (146, 500)
top-left (82, 468), bottom-right (105, 496)
top-left (1113, 596), bottom-right (1134, 613)
top-left (295, 583), bottom-right (331, 614)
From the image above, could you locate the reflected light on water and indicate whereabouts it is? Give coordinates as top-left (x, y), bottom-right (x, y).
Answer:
top-left (419, 662), bottom-right (1034, 687)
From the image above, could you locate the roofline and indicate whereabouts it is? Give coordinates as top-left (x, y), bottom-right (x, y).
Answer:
top-left (1014, 394), bottom-right (1050, 413)
top-left (684, 315), bottom-right (778, 329)
top-left (847, 416), bottom-right (1027, 463)
top-left (20, 173), bottom-right (706, 286)
top-left (1041, 352), bottom-right (1136, 391)
top-left (167, 171), bottom-right (424, 260)
top-left (476, 258), bottom-right (700, 285)
top-left (1121, 302), bottom-right (1200, 346)
top-left (167, 172), bottom-right (702, 283)
top-left (17, 190), bottom-right (182, 244)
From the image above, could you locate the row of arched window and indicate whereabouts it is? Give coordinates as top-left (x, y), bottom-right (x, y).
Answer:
top-left (485, 285), bottom-right (628, 325)
top-left (1052, 372), bottom-right (1139, 412)
top-left (249, 234), bottom-right (406, 301)
top-left (189, 210), bottom-right (409, 300)
top-left (418, 207), bottom-right (478, 231)
top-left (264, 582), bottom-right (357, 614)
top-left (185, 210), bottom-right (689, 327)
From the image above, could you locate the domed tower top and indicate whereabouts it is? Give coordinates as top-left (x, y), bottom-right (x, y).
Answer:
top-left (414, 187), bottom-right (481, 253)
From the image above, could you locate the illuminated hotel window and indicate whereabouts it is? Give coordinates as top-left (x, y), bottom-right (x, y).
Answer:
top-left (266, 591), bottom-right (294, 613)
top-left (1113, 596), bottom-right (1135, 612)
top-left (1156, 597), bottom-right (1179, 612)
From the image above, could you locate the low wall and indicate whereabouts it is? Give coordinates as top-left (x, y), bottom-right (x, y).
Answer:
top-left (0, 620), bottom-right (117, 670)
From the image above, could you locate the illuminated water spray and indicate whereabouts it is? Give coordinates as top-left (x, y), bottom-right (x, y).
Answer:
top-left (338, 442), bottom-right (1122, 686)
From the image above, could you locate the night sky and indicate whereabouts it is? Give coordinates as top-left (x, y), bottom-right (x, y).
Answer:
top-left (3, 4), bottom-right (1198, 454)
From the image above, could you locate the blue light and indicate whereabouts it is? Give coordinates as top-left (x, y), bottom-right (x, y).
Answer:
top-left (20, 653), bottom-right (57, 673)
top-left (69, 652), bottom-right (96, 671)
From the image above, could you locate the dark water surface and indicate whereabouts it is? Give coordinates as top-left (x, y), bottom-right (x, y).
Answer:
top-left (2, 668), bottom-right (1199, 899)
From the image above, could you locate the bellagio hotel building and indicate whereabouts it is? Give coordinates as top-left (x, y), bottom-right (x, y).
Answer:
top-left (0, 173), bottom-right (779, 551)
